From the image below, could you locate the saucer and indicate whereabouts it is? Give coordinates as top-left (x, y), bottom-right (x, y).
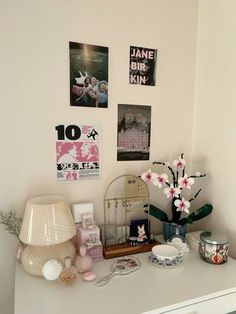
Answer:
top-left (148, 252), bottom-right (184, 268)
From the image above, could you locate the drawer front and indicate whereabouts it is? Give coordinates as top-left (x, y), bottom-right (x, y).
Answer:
top-left (143, 292), bottom-right (236, 314)
top-left (161, 293), bottom-right (236, 314)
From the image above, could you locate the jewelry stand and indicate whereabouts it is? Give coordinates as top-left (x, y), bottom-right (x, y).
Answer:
top-left (103, 174), bottom-right (160, 258)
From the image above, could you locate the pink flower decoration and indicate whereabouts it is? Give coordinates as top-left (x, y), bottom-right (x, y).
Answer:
top-left (178, 174), bottom-right (194, 189)
top-left (164, 185), bottom-right (181, 198)
top-left (153, 173), bottom-right (169, 188)
top-left (173, 157), bottom-right (186, 170)
top-left (211, 254), bottom-right (223, 264)
top-left (141, 169), bottom-right (158, 183)
top-left (174, 198), bottom-right (190, 213)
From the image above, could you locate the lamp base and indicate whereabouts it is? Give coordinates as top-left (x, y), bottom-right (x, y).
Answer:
top-left (21, 241), bottom-right (76, 276)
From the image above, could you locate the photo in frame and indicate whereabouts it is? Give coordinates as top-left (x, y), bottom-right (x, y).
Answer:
top-left (69, 42), bottom-right (109, 108)
top-left (130, 219), bottom-right (150, 241)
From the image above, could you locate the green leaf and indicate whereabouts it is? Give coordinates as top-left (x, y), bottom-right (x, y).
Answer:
top-left (183, 203), bottom-right (213, 224)
top-left (146, 204), bottom-right (169, 222)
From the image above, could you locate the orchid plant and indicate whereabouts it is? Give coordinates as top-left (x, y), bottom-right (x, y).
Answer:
top-left (141, 153), bottom-right (213, 225)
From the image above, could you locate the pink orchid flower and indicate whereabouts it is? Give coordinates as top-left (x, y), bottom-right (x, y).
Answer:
top-left (164, 184), bottom-right (181, 198)
top-left (153, 173), bottom-right (169, 188)
top-left (174, 198), bottom-right (190, 213)
top-left (178, 174), bottom-right (194, 189)
top-left (141, 169), bottom-right (158, 183)
top-left (173, 157), bottom-right (186, 170)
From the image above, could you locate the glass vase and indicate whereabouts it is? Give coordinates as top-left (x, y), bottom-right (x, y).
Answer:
top-left (16, 243), bottom-right (25, 264)
top-left (163, 222), bottom-right (187, 242)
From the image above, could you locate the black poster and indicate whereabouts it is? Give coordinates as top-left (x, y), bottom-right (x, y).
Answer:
top-left (129, 46), bottom-right (157, 86)
top-left (69, 42), bottom-right (109, 108)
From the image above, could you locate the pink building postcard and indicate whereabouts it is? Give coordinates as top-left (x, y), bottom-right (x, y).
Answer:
top-left (117, 104), bottom-right (151, 161)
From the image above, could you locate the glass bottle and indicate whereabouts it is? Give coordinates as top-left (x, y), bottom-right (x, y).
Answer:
top-left (59, 256), bottom-right (78, 285)
top-left (169, 225), bottom-right (185, 243)
top-left (16, 243), bottom-right (26, 264)
top-left (75, 246), bottom-right (93, 273)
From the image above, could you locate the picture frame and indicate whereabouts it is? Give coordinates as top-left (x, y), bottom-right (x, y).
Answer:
top-left (130, 218), bottom-right (150, 241)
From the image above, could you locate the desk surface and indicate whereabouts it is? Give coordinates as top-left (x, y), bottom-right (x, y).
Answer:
top-left (15, 246), bottom-right (236, 314)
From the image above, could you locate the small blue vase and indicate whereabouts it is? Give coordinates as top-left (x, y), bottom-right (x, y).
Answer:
top-left (163, 222), bottom-right (187, 242)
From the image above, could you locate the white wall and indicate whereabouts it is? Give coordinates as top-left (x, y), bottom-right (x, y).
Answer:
top-left (0, 1), bottom-right (198, 313)
top-left (192, 0), bottom-right (236, 257)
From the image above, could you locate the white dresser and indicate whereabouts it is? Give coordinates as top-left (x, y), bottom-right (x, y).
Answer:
top-left (15, 244), bottom-right (236, 314)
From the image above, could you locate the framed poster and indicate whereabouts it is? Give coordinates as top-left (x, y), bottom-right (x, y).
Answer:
top-left (129, 46), bottom-right (157, 86)
top-left (69, 42), bottom-right (109, 108)
top-left (55, 123), bottom-right (100, 180)
top-left (117, 104), bottom-right (151, 161)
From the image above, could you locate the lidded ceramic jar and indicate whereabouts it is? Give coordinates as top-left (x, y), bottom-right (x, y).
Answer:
top-left (75, 246), bottom-right (93, 273)
top-left (199, 231), bottom-right (229, 264)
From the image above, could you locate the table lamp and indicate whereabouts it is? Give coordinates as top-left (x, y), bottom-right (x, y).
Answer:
top-left (19, 195), bottom-right (76, 276)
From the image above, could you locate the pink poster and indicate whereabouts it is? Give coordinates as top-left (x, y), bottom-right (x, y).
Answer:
top-left (55, 124), bottom-right (100, 180)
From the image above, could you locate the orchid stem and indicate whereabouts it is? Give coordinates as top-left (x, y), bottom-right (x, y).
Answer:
top-left (153, 161), bottom-right (176, 186)
top-left (189, 189), bottom-right (202, 202)
top-left (189, 174), bottom-right (206, 179)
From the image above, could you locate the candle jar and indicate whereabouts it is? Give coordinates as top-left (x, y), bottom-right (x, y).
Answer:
top-left (75, 246), bottom-right (93, 273)
top-left (199, 231), bottom-right (229, 264)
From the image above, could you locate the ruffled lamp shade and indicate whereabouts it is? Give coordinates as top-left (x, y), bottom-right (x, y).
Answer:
top-left (19, 195), bottom-right (76, 276)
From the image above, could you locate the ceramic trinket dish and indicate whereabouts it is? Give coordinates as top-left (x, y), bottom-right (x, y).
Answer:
top-left (167, 240), bottom-right (190, 253)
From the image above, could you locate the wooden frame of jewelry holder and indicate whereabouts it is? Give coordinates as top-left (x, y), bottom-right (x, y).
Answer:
top-left (103, 174), bottom-right (160, 259)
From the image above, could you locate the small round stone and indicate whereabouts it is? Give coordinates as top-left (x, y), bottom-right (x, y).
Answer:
top-left (42, 259), bottom-right (63, 281)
